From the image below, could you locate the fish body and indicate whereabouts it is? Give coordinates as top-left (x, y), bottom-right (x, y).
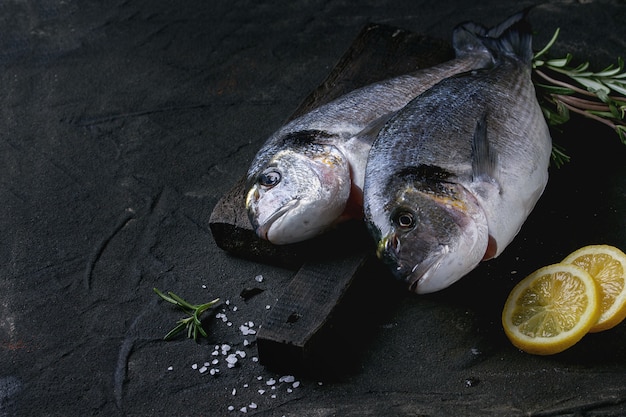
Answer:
top-left (244, 24), bottom-right (498, 245)
top-left (364, 12), bottom-right (552, 293)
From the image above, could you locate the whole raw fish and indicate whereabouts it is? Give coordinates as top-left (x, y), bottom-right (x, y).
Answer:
top-left (244, 22), bottom-right (500, 245)
top-left (364, 12), bottom-right (552, 293)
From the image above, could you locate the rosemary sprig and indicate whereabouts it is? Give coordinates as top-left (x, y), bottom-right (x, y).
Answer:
top-left (532, 28), bottom-right (626, 166)
top-left (153, 287), bottom-right (220, 341)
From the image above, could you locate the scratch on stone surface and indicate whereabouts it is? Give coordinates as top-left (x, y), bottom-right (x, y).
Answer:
top-left (83, 209), bottom-right (136, 290)
top-left (113, 300), bottom-right (156, 411)
top-left (67, 104), bottom-right (210, 127)
top-left (529, 395), bottom-right (626, 416)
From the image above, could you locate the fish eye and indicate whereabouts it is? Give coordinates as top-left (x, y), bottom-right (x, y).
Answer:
top-left (258, 170), bottom-right (281, 188)
top-left (393, 210), bottom-right (415, 229)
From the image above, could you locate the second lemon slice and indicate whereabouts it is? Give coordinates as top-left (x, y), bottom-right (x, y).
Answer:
top-left (562, 244), bottom-right (626, 332)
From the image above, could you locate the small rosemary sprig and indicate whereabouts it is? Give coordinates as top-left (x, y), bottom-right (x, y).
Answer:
top-left (532, 28), bottom-right (626, 166)
top-left (154, 287), bottom-right (220, 341)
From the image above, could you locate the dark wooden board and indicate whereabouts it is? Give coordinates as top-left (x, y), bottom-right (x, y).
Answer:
top-left (209, 23), bottom-right (454, 370)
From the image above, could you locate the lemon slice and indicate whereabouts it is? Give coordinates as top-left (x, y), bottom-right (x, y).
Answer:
top-left (502, 263), bottom-right (600, 355)
top-left (562, 245), bottom-right (626, 333)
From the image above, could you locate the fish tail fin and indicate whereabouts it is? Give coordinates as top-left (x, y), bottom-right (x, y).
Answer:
top-left (483, 9), bottom-right (534, 65)
top-left (453, 9), bottom-right (534, 65)
top-left (451, 22), bottom-right (490, 60)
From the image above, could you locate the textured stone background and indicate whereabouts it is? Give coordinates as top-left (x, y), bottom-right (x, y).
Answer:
top-left (1, 1), bottom-right (625, 416)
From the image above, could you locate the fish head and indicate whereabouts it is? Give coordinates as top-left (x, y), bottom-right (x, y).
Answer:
top-left (368, 176), bottom-right (489, 294)
top-left (245, 145), bottom-right (351, 245)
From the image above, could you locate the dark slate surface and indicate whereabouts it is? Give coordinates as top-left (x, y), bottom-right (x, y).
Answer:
top-left (1, 1), bottom-right (626, 416)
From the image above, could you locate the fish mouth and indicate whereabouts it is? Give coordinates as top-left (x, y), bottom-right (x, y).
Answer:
top-left (405, 252), bottom-right (445, 294)
top-left (253, 199), bottom-right (300, 242)
top-left (377, 233), bottom-right (447, 294)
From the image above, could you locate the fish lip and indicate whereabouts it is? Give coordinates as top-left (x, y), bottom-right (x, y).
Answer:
top-left (405, 252), bottom-right (445, 293)
top-left (254, 198), bottom-right (300, 241)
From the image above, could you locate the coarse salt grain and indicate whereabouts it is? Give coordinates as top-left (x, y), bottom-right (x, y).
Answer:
top-left (287, 388), bottom-right (293, 393)
top-left (232, 388), bottom-right (236, 395)
top-left (266, 378), bottom-right (276, 386)
top-left (191, 363), bottom-right (198, 370)
top-left (226, 354), bottom-right (238, 368)
top-left (210, 369), bottom-right (219, 376)
top-left (243, 339), bottom-right (250, 347)
top-left (249, 403), bottom-right (257, 409)
top-left (292, 381), bottom-right (300, 388)
top-left (255, 275), bottom-right (264, 282)
top-left (279, 375), bottom-right (295, 383)
top-left (167, 366), bottom-right (173, 371)
top-left (236, 350), bottom-right (246, 358)
top-left (266, 305), bottom-right (271, 310)
top-left (257, 376), bottom-right (263, 380)
top-left (212, 359), bottom-right (219, 365)
top-left (258, 389), bottom-right (265, 395)
top-left (228, 405), bottom-right (234, 411)
top-left (199, 366), bottom-right (207, 374)
top-left (233, 306), bottom-right (238, 312)
top-left (252, 357), bottom-right (259, 362)
top-left (202, 284), bottom-right (207, 289)
top-left (240, 407), bottom-right (247, 413)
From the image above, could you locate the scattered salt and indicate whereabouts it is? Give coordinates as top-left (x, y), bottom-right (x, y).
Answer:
top-left (271, 394), bottom-right (276, 399)
top-left (243, 383), bottom-right (249, 388)
top-left (292, 381), bottom-right (300, 388)
top-left (202, 284), bottom-right (207, 289)
top-left (199, 366), bottom-right (208, 374)
top-left (243, 339), bottom-right (250, 347)
top-left (226, 354), bottom-right (238, 368)
top-left (221, 344), bottom-right (231, 353)
top-left (279, 375), bottom-right (295, 383)
top-left (228, 405), bottom-right (234, 411)
top-left (233, 306), bottom-right (238, 312)
top-left (255, 275), bottom-right (264, 283)
top-left (240, 407), bottom-right (247, 413)
top-left (248, 321), bottom-right (255, 327)
top-left (210, 369), bottom-right (219, 376)
top-left (266, 305), bottom-right (271, 310)
top-left (287, 388), bottom-right (293, 393)
top-left (212, 359), bottom-right (219, 365)
top-left (239, 325), bottom-right (256, 336)
top-left (252, 357), bottom-right (259, 362)
top-left (266, 378), bottom-right (276, 386)
top-left (211, 350), bottom-right (219, 356)
top-left (227, 322), bottom-right (233, 327)
top-left (236, 350), bottom-right (246, 358)
top-left (191, 363), bottom-right (198, 370)
top-left (257, 376), bottom-right (263, 380)
top-left (258, 389), bottom-right (265, 395)
top-left (167, 366), bottom-right (173, 371)
top-left (232, 388), bottom-right (237, 395)
top-left (225, 300), bottom-right (231, 305)
top-left (249, 403), bottom-right (257, 409)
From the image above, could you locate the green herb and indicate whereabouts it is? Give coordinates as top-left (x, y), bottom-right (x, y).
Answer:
top-left (532, 28), bottom-right (626, 166)
top-left (153, 287), bottom-right (220, 341)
